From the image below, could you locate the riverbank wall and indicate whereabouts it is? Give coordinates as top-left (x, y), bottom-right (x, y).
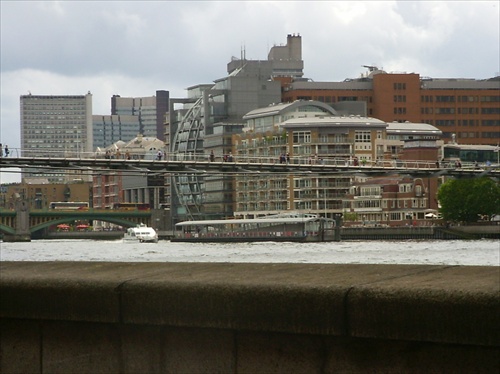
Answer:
top-left (340, 225), bottom-right (500, 240)
top-left (1, 262), bottom-right (498, 373)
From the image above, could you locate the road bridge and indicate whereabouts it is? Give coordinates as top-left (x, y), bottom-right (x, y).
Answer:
top-left (1, 156), bottom-right (499, 178)
top-left (0, 202), bottom-right (151, 241)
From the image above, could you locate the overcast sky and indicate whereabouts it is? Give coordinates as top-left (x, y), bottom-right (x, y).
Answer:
top-left (1, 0), bottom-right (499, 183)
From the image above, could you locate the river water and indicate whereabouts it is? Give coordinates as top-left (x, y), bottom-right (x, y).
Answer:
top-left (1, 239), bottom-right (498, 266)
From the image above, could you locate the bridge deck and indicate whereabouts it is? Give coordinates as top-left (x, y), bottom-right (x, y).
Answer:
top-left (1, 156), bottom-right (498, 177)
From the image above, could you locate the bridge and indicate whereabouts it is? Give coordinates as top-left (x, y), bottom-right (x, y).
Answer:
top-left (0, 200), bottom-right (151, 241)
top-left (1, 155), bottom-right (499, 178)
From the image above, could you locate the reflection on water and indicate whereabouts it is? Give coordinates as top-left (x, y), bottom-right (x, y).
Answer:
top-left (1, 239), bottom-right (499, 266)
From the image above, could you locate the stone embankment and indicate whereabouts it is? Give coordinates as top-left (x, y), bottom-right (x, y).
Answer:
top-left (1, 261), bottom-right (498, 373)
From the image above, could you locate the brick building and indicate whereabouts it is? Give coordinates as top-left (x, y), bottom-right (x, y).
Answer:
top-left (282, 68), bottom-right (499, 146)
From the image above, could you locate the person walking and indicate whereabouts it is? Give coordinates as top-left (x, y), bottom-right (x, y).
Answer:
top-left (4, 144), bottom-right (9, 157)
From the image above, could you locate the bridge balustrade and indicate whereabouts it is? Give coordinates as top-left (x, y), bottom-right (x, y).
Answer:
top-left (1, 148), bottom-right (498, 176)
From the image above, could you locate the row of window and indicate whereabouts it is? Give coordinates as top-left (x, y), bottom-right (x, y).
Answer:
top-left (427, 119), bottom-right (500, 128)
top-left (420, 107), bottom-right (499, 115)
top-left (424, 96), bottom-right (500, 103)
top-left (304, 95), bottom-right (499, 104)
top-left (441, 131), bottom-right (500, 139)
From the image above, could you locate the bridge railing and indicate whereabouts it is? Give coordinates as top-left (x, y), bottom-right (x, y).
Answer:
top-left (3, 148), bottom-right (497, 171)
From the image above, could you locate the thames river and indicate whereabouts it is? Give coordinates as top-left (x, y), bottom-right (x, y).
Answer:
top-left (1, 239), bottom-right (499, 266)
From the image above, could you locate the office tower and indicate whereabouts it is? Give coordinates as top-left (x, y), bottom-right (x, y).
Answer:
top-left (20, 92), bottom-right (93, 182)
top-left (110, 90), bottom-right (169, 141)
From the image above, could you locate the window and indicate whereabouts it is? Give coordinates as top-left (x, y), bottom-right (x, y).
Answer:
top-left (294, 179), bottom-right (312, 188)
top-left (293, 131), bottom-right (311, 143)
top-left (355, 131), bottom-right (371, 143)
top-left (390, 212), bottom-right (402, 220)
top-left (436, 96), bottom-right (456, 103)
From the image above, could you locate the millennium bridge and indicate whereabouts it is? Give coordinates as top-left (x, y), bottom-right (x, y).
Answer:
top-left (1, 155), bottom-right (499, 178)
top-left (1, 155), bottom-right (498, 241)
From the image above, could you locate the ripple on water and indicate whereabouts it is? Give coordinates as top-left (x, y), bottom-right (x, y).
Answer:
top-left (0, 239), bottom-right (498, 266)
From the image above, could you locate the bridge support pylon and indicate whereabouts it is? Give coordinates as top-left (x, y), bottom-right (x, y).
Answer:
top-left (3, 200), bottom-right (31, 242)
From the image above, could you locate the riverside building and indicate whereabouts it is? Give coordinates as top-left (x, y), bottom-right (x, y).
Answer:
top-left (232, 100), bottom-right (444, 221)
top-left (232, 101), bottom-right (389, 219)
top-left (282, 67), bottom-right (499, 146)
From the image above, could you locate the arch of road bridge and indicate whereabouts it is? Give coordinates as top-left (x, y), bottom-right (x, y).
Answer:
top-left (0, 224), bottom-right (16, 235)
top-left (29, 216), bottom-right (151, 234)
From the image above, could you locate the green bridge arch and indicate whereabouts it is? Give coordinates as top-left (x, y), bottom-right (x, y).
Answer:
top-left (0, 224), bottom-right (16, 235)
top-left (0, 210), bottom-right (153, 235)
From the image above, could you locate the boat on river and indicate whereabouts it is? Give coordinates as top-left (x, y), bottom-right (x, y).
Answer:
top-left (123, 223), bottom-right (158, 243)
top-left (172, 214), bottom-right (337, 242)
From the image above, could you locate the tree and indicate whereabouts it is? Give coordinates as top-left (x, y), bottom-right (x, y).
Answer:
top-left (437, 177), bottom-right (500, 223)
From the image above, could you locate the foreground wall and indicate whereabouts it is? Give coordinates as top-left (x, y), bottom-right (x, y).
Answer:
top-left (1, 261), bottom-right (498, 373)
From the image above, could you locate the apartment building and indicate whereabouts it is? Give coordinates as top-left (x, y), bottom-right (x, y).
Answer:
top-left (345, 174), bottom-right (438, 227)
top-left (381, 122), bottom-right (443, 162)
top-left (282, 68), bottom-right (500, 145)
top-left (231, 101), bottom-right (387, 219)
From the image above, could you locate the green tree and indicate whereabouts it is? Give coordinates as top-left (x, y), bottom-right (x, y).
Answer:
top-left (437, 177), bottom-right (500, 223)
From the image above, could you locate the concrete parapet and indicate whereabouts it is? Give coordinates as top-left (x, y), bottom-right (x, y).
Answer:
top-left (1, 261), bottom-right (498, 373)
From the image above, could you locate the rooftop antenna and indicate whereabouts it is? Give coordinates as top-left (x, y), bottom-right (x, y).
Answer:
top-left (241, 44), bottom-right (246, 61)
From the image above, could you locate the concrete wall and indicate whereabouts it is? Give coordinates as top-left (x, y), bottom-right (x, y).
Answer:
top-left (1, 261), bottom-right (498, 373)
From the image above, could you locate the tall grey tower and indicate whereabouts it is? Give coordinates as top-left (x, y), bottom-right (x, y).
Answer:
top-left (19, 92), bottom-right (93, 182)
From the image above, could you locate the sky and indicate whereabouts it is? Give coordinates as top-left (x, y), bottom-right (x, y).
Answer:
top-left (1, 0), bottom-right (499, 183)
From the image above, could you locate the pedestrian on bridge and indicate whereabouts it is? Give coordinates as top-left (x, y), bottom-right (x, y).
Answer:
top-left (4, 144), bottom-right (9, 157)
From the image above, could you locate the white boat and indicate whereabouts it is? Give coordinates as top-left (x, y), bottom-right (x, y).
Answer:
top-left (123, 223), bottom-right (158, 243)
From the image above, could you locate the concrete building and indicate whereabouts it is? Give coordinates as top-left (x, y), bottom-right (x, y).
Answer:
top-left (282, 67), bottom-right (500, 145)
top-left (167, 35), bottom-right (304, 222)
top-left (20, 92), bottom-right (93, 182)
top-left (93, 90), bottom-right (169, 149)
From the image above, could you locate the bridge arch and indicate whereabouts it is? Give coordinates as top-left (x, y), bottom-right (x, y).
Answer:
top-left (0, 224), bottom-right (16, 235)
top-left (1, 210), bottom-right (152, 237)
top-left (29, 216), bottom-right (148, 234)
